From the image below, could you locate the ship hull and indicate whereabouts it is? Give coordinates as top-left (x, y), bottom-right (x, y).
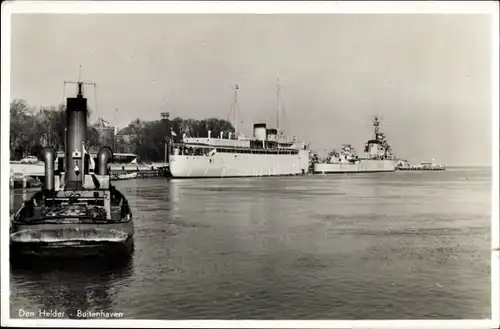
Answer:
top-left (113, 172), bottom-right (138, 180)
top-left (170, 151), bottom-right (310, 178)
top-left (10, 223), bottom-right (134, 259)
top-left (313, 159), bottom-right (397, 174)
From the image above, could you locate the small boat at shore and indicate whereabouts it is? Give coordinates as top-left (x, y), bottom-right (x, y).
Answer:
top-left (10, 79), bottom-right (134, 261)
top-left (113, 172), bottom-right (138, 180)
top-left (396, 159), bottom-right (446, 171)
top-left (9, 172), bottom-right (42, 189)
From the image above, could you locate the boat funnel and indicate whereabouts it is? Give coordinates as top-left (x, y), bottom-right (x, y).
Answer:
top-left (220, 131), bottom-right (223, 139)
top-left (96, 147), bottom-right (113, 175)
top-left (253, 123), bottom-right (267, 141)
top-left (208, 130), bottom-right (211, 138)
top-left (41, 147), bottom-right (57, 191)
top-left (65, 82), bottom-right (87, 188)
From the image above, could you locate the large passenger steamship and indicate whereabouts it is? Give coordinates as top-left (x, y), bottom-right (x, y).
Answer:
top-left (169, 85), bottom-right (310, 178)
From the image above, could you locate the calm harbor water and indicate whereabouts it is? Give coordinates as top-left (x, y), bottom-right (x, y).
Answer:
top-left (9, 168), bottom-right (491, 319)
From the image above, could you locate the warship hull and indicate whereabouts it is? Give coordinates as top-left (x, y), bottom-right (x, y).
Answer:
top-left (313, 159), bottom-right (397, 174)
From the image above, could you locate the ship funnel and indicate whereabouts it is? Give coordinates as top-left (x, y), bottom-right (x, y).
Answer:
top-left (208, 130), bottom-right (211, 138)
top-left (41, 147), bottom-right (57, 191)
top-left (96, 147), bottom-right (113, 175)
top-left (65, 82), bottom-right (88, 188)
top-left (220, 131), bottom-right (223, 139)
top-left (253, 123), bottom-right (267, 141)
top-left (229, 132), bottom-right (232, 140)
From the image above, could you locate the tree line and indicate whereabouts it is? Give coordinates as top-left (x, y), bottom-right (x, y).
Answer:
top-left (122, 116), bottom-right (235, 162)
top-left (10, 99), bottom-right (235, 162)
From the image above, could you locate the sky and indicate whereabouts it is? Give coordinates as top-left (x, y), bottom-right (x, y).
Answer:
top-left (10, 13), bottom-right (494, 166)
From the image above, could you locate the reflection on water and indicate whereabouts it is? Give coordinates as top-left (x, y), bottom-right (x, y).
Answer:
top-left (10, 258), bottom-right (133, 319)
top-left (9, 168), bottom-right (491, 319)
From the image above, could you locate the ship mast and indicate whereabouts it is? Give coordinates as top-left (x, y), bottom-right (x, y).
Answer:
top-left (233, 84), bottom-right (239, 137)
top-left (373, 116), bottom-right (380, 140)
top-left (276, 78), bottom-right (280, 130)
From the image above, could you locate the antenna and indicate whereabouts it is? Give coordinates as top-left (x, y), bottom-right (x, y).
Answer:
top-left (64, 81), bottom-right (96, 97)
top-left (63, 68), bottom-right (98, 116)
top-left (64, 66), bottom-right (96, 99)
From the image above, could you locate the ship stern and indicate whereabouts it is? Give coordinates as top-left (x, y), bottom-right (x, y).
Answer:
top-left (10, 226), bottom-right (134, 260)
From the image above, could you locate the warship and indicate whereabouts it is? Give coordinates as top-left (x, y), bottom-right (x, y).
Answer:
top-left (313, 116), bottom-right (398, 174)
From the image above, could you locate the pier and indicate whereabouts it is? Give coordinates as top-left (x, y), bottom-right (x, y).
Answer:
top-left (9, 161), bottom-right (170, 189)
top-left (134, 169), bottom-right (170, 178)
top-left (396, 166), bottom-right (446, 171)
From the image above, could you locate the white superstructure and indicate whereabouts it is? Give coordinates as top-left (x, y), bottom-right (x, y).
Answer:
top-left (169, 125), bottom-right (310, 178)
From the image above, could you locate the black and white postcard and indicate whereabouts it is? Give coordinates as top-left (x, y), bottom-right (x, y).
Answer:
top-left (1, 1), bottom-right (498, 328)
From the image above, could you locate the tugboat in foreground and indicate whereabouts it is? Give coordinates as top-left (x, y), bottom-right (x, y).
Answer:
top-left (10, 80), bottom-right (134, 260)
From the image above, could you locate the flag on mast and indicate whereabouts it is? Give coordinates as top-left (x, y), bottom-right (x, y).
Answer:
top-left (83, 144), bottom-right (95, 171)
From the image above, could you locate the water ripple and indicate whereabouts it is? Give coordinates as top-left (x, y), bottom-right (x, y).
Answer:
top-left (9, 169), bottom-right (491, 319)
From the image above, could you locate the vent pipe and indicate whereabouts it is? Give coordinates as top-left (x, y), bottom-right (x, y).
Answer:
top-left (96, 147), bottom-right (113, 175)
top-left (41, 147), bottom-right (57, 191)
